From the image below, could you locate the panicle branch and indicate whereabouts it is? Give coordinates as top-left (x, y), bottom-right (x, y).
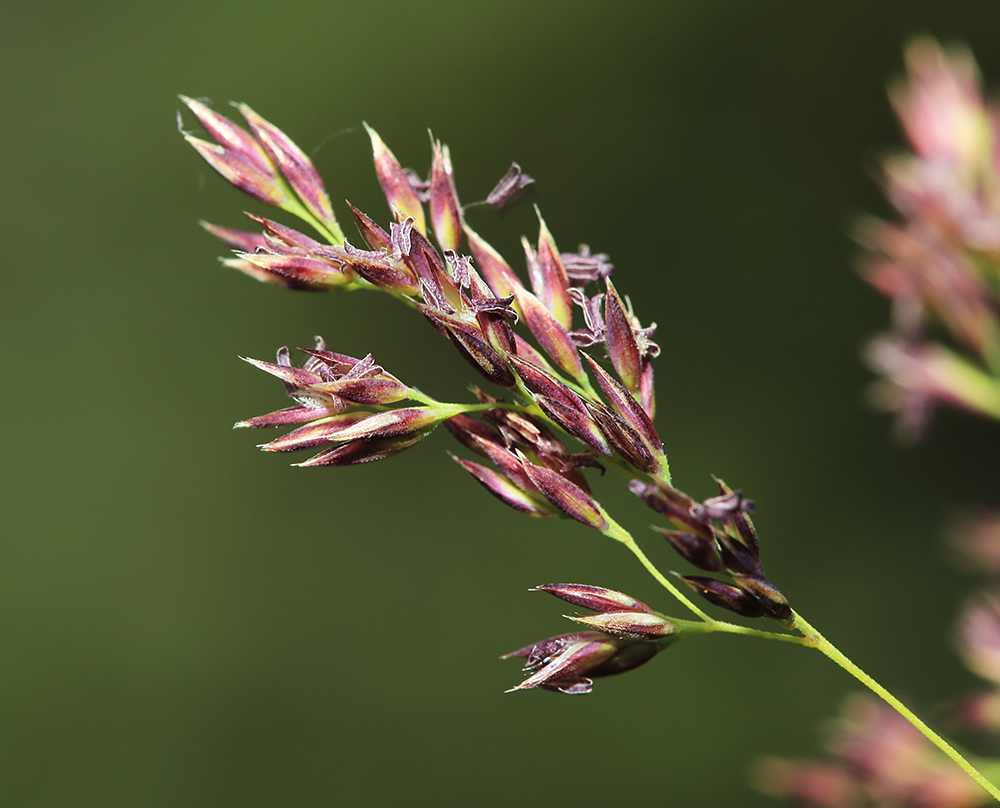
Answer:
top-left (182, 95), bottom-right (792, 695)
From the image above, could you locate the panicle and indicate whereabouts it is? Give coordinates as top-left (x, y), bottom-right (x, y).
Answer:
top-left (182, 96), bottom-right (832, 718)
top-left (860, 39), bottom-right (1000, 438)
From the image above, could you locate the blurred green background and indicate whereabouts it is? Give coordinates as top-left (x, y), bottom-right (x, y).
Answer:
top-left (6, 1), bottom-right (1000, 805)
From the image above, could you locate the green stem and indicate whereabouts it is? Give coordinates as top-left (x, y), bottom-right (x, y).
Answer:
top-left (709, 619), bottom-right (807, 645)
top-left (407, 388), bottom-right (530, 414)
top-left (792, 611), bottom-right (1000, 803)
top-left (601, 513), bottom-right (714, 622)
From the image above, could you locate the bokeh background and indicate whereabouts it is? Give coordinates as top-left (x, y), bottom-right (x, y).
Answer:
top-left (6, 1), bottom-right (1000, 806)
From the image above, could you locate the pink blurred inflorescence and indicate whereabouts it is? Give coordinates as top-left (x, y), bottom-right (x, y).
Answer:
top-left (861, 40), bottom-right (1000, 439)
top-left (757, 695), bottom-right (985, 808)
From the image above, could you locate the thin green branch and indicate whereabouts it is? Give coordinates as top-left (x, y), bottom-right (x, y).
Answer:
top-left (600, 512), bottom-right (714, 622)
top-left (792, 611), bottom-right (1000, 803)
top-left (709, 620), bottom-right (807, 644)
top-left (280, 188), bottom-right (344, 245)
